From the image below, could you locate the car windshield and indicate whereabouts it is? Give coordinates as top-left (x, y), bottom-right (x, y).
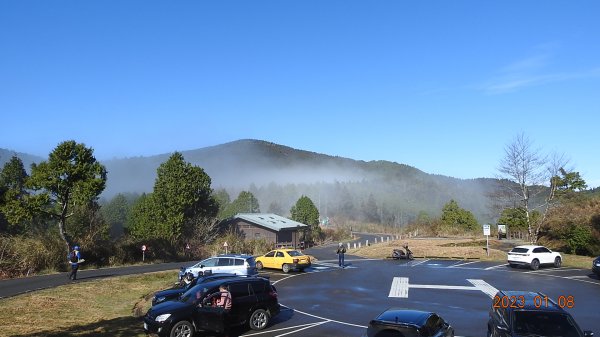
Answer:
top-left (513, 311), bottom-right (582, 337)
top-left (287, 250), bottom-right (305, 257)
top-left (180, 284), bottom-right (212, 304)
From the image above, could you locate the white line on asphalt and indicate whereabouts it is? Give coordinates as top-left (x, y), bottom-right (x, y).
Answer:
top-left (450, 261), bottom-right (480, 268)
top-left (274, 321), bottom-right (330, 337)
top-left (388, 277), bottom-right (498, 298)
top-left (409, 259), bottom-right (430, 267)
top-left (281, 305), bottom-right (369, 329)
top-left (485, 264), bottom-right (508, 270)
top-left (241, 323), bottom-right (324, 336)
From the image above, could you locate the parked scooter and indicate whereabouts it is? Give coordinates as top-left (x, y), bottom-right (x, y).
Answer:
top-left (392, 244), bottom-right (414, 260)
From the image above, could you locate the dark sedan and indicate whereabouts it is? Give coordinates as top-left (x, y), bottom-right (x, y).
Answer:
top-left (364, 308), bottom-right (454, 337)
top-left (593, 256), bottom-right (600, 277)
top-left (152, 273), bottom-right (239, 306)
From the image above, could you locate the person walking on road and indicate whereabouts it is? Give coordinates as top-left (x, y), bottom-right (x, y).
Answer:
top-left (336, 242), bottom-right (346, 268)
top-left (68, 245), bottom-right (83, 280)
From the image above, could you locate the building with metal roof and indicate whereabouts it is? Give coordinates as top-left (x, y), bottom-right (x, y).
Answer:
top-left (223, 213), bottom-right (308, 248)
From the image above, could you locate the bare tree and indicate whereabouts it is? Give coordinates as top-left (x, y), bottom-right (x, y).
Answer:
top-left (497, 133), bottom-right (570, 243)
top-left (498, 133), bottom-right (546, 243)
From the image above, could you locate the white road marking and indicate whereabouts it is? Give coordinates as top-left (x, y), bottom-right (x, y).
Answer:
top-left (485, 264), bottom-right (508, 270)
top-left (388, 277), bottom-right (498, 298)
top-left (274, 321), bottom-right (329, 337)
top-left (409, 259), bottom-right (430, 267)
top-left (450, 261), bottom-right (480, 268)
top-left (241, 323), bottom-right (325, 336)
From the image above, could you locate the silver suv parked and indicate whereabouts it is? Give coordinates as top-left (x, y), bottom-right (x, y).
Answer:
top-left (181, 254), bottom-right (258, 278)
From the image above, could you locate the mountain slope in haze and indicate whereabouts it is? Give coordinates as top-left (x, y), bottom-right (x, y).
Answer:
top-left (1, 139), bottom-right (500, 223)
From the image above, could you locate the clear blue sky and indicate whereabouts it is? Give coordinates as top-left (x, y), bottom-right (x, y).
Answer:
top-left (1, 1), bottom-right (599, 187)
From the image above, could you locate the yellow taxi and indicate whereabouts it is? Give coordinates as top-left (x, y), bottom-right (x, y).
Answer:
top-left (255, 249), bottom-right (311, 273)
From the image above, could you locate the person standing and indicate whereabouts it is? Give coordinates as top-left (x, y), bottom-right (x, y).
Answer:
top-left (336, 242), bottom-right (346, 268)
top-left (68, 245), bottom-right (82, 280)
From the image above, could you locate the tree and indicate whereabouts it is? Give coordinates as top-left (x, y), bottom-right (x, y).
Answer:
top-left (441, 199), bottom-right (479, 231)
top-left (128, 152), bottom-right (218, 244)
top-left (100, 193), bottom-right (131, 238)
top-left (220, 191), bottom-right (260, 219)
top-left (26, 141), bottom-right (107, 256)
top-left (267, 201), bottom-right (284, 215)
top-left (497, 133), bottom-right (583, 243)
top-left (0, 156), bottom-right (31, 233)
top-left (290, 195), bottom-right (321, 241)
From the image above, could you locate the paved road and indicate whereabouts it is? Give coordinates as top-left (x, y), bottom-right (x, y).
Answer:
top-left (0, 262), bottom-right (188, 299)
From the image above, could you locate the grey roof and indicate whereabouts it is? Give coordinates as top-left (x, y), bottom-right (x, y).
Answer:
top-left (234, 213), bottom-right (308, 232)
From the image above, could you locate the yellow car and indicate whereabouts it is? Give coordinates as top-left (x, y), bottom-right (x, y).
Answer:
top-left (255, 249), bottom-right (311, 273)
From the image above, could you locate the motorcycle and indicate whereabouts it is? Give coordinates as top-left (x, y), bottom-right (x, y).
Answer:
top-left (392, 244), bottom-right (414, 260)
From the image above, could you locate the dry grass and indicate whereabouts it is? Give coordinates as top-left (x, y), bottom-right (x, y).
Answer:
top-left (348, 237), bottom-right (595, 268)
top-left (0, 271), bottom-right (176, 337)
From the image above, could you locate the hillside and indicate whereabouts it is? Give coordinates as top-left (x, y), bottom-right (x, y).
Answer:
top-left (1, 139), bottom-right (500, 224)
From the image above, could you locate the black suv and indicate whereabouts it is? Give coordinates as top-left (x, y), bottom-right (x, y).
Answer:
top-left (364, 308), bottom-right (454, 337)
top-left (488, 290), bottom-right (593, 337)
top-left (152, 273), bottom-right (239, 306)
top-left (144, 276), bottom-right (280, 337)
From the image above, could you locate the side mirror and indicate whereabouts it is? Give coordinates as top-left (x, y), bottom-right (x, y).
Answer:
top-left (584, 331), bottom-right (594, 337)
top-left (496, 324), bottom-right (509, 332)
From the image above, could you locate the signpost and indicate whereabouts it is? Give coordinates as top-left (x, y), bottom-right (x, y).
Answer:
top-left (483, 224), bottom-right (491, 257)
top-left (223, 241), bottom-right (228, 254)
top-left (142, 244), bottom-right (147, 262)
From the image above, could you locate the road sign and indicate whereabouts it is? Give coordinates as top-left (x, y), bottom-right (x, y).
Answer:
top-left (141, 245), bottom-right (147, 251)
top-left (483, 224), bottom-right (491, 236)
top-left (223, 242), bottom-right (228, 254)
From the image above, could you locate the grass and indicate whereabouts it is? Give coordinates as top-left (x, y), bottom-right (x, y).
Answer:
top-left (0, 271), bottom-right (176, 337)
top-left (348, 237), bottom-right (596, 268)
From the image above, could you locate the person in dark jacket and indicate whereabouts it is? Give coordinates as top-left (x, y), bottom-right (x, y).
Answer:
top-left (336, 242), bottom-right (346, 268)
top-left (68, 246), bottom-right (82, 280)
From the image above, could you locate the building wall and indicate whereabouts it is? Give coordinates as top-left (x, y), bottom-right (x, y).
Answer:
top-left (234, 219), bottom-right (302, 248)
top-left (235, 220), bottom-right (277, 244)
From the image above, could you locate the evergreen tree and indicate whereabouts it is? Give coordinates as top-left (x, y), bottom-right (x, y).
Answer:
top-left (441, 199), bottom-right (479, 231)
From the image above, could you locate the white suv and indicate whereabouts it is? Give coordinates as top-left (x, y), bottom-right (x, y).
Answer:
top-left (507, 245), bottom-right (562, 270)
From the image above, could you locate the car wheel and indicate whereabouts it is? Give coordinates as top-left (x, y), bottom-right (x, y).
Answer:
top-left (282, 263), bottom-right (290, 273)
top-left (256, 261), bottom-right (263, 270)
top-left (170, 320), bottom-right (194, 337)
top-left (530, 259), bottom-right (540, 271)
top-left (249, 308), bottom-right (270, 330)
top-left (554, 257), bottom-right (562, 268)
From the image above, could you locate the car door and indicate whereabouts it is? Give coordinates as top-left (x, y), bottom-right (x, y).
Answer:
top-left (228, 281), bottom-right (255, 325)
top-left (538, 247), bottom-right (553, 264)
top-left (532, 247), bottom-right (550, 264)
top-left (193, 286), bottom-right (225, 333)
top-left (217, 257), bottom-right (234, 274)
top-left (274, 251), bottom-right (285, 269)
top-left (262, 251), bottom-right (276, 268)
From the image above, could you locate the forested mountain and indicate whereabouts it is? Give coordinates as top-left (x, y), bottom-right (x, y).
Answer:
top-left (1, 139), bottom-right (501, 224)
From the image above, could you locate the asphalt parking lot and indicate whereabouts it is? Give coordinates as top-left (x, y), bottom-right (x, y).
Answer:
top-left (244, 257), bottom-right (600, 337)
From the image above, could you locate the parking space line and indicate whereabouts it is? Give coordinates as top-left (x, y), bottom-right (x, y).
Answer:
top-left (281, 305), bottom-right (368, 329)
top-left (484, 264), bottom-right (508, 270)
top-left (450, 261), bottom-right (480, 268)
top-left (241, 323), bottom-right (325, 336)
top-left (273, 321), bottom-right (329, 337)
top-left (409, 259), bottom-right (430, 267)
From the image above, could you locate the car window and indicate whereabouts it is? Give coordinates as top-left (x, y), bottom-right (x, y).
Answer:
top-left (200, 258), bottom-right (217, 267)
top-left (511, 248), bottom-right (529, 253)
top-left (265, 251), bottom-right (275, 258)
top-left (287, 250), bottom-right (305, 257)
top-left (513, 311), bottom-right (582, 336)
top-left (249, 280), bottom-right (266, 294)
top-left (234, 258), bottom-right (244, 266)
top-left (533, 248), bottom-right (542, 253)
top-left (228, 282), bottom-right (250, 298)
top-left (217, 258), bottom-right (233, 266)
top-left (423, 314), bottom-right (443, 336)
top-left (539, 247), bottom-right (551, 253)
top-left (276, 252), bottom-right (284, 257)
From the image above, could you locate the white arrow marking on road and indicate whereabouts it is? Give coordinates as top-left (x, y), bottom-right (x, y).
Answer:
top-left (388, 277), bottom-right (498, 299)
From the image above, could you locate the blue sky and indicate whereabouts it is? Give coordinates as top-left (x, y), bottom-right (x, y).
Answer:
top-left (1, 1), bottom-right (599, 187)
